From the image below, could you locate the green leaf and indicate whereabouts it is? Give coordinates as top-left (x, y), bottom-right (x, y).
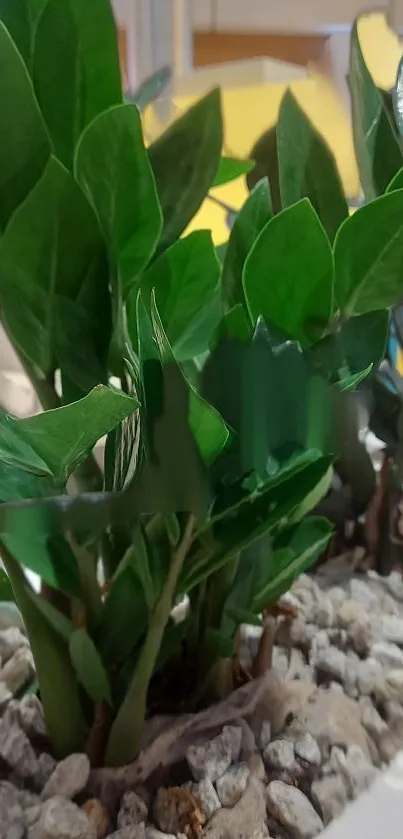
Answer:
top-left (338, 365), bottom-right (373, 391)
top-left (128, 230), bottom-right (221, 361)
top-left (0, 569), bottom-right (14, 602)
top-left (310, 309), bottom-right (389, 382)
top-left (27, 591), bottom-right (74, 642)
top-left (247, 125), bottom-right (282, 214)
top-left (253, 517), bottom-right (333, 610)
top-left (0, 386), bottom-right (139, 484)
top-left (75, 104), bottom-right (162, 295)
top-left (243, 199), bottom-right (333, 346)
top-left (277, 90), bottom-right (348, 243)
top-left (2, 534), bottom-right (80, 596)
top-left (0, 156), bottom-right (108, 375)
top-left (334, 189), bottom-right (403, 314)
top-left (149, 88), bottom-right (223, 252)
top-left (349, 21), bottom-right (402, 199)
top-left (69, 628), bottom-right (112, 706)
top-left (189, 390), bottom-right (230, 467)
top-left (386, 167), bottom-right (403, 193)
top-left (222, 179), bottom-right (272, 308)
top-left (2, 548), bottom-right (87, 757)
top-left (128, 65), bottom-right (171, 112)
top-left (0, 21), bottom-right (50, 231)
top-left (97, 567), bottom-right (147, 667)
top-left (212, 156), bottom-right (255, 187)
top-left (33, 0), bottom-right (122, 169)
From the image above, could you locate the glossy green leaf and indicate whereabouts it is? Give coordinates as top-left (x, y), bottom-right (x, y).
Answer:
top-left (128, 230), bottom-right (221, 361)
top-left (27, 592), bottom-right (74, 642)
top-left (0, 569), bottom-right (14, 602)
top-left (69, 628), bottom-right (112, 706)
top-left (212, 156), bottom-right (255, 187)
top-left (277, 90), bottom-right (348, 243)
top-left (189, 390), bottom-right (230, 467)
top-left (0, 156), bottom-right (107, 374)
top-left (243, 199), bottom-right (333, 345)
top-left (334, 189), bottom-right (403, 314)
top-left (128, 65), bottom-right (171, 111)
top-left (386, 167), bottom-right (403, 193)
top-left (253, 516), bottom-right (333, 610)
top-left (2, 548), bottom-right (87, 757)
top-left (149, 88), bottom-right (223, 251)
top-left (33, 0), bottom-right (122, 169)
top-left (97, 567), bottom-right (147, 667)
top-left (338, 365), bottom-right (373, 391)
top-left (349, 21), bottom-right (402, 199)
top-left (0, 22), bottom-right (50, 231)
top-left (54, 295), bottom-right (110, 402)
top-left (247, 125), bottom-right (282, 214)
top-left (221, 179), bottom-right (272, 308)
top-left (75, 104), bottom-right (162, 295)
top-left (310, 309), bottom-right (389, 382)
top-left (0, 386), bottom-right (138, 484)
top-left (2, 533), bottom-right (80, 595)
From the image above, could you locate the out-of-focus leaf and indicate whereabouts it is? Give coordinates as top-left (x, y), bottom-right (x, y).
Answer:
top-left (97, 567), bottom-right (147, 667)
top-left (128, 230), bottom-right (221, 361)
top-left (75, 104), bottom-right (162, 295)
top-left (243, 199), bottom-right (333, 346)
top-left (338, 365), bottom-right (373, 391)
top-left (246, 124), bottom-right (282, 213)
top-left (212, 156), bottom-right (255, 187)
top-left (127, 65), bottom-right (171, 111)
top-left (277, 90), bottom-right (348, 242)
top-left (33, 0), bottom-right (122, 169)
top-left (27, 592), bottom-right (74, 642)
top-left (253, 516), bottom-right (333, 610)
top-left (334, 190), bottom-right (403, 314)
top-left (221, 179), bottom-right (272, 308)
top-left (148, 88), bottom-right (223, 251)
top-left (189, 390), bottom-right (230, 467)
top-left (0, 156), bottom-right (107, 375)
top-left (0, 0), bottom-right (47, 68)
top-left (69, 628), bottom-right (112, 705)
top-left (2, 533), bottom-right (80, 595)
top-left (0, 386), bottom-right (138, 484)
top-left (0, 22), bottom-right (50, 231)
top-left (349, 21), bottom-right (402, 199)
top-left (0, 569), bottom-right (14, 602)
top-left (310, 309), bottom-right (389, 382)
top-left (386, 167), bottom-right (403, 193)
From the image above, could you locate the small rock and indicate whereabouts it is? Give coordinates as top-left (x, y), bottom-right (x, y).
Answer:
top-left (187, 778), bottom-right (221, 820)
top-left (42, 754), bottom-right (90, 801)
top-left (0, 628), bottom-right (28, 663)
top-left (81, 800), bottom-right (110, 839)
top-left (349, 579), bottom-right (379, 608)
top-left (153, 787), bottom-right (205, 837)
top-left (35, 753), bottom-right (58, 789)
top-left (258, 720), bottom-right (271, 750)
top-left (1, 818), bottom-right (25, 839)
top-left (266, 780), bottom-right (323, 839)
top-left (294, 733), bottom-right (321, 767)
top-left (0, 720), bottom-right (38, 777)
top-left (311, 775), bottom-right (347, 826)
top-left (337, 600), bottom-right (367, 629)
top-left (203, 778), bottom-right (269, 839)
top-left (18, 695), bottom-right (47, 739)
top-left (327, 587), bottom-right (346, 606)
top-left (298, 689), bottom-right (371, 760)
top-left (288, 619), bottom-right (316, 648)
top-left (186, 727), bottom-right (241, 782)
top-left (380, 614), bottom-right (403, 646)
top-left (329, 745), bottom-right (377, 798)
top-left (360, 698), bottom-right (388, 741)
top-left (272, 646), bottom-right (290, 676)
top-left (0, 781), bottom-right (24, 839)
top-left (263, 739), bottom-right (298, 772)
top-left (216, 763), bottom-right (250, 807)
top-left (343, 653), bottom-right (359, 698)
top-left (0, 681), bottom-right (12, 709)
top-left (107, 830), bottom-right (146, 839)
top-left (37, 797), bottom-right (95, 839)
top-left (145, 830), bottom-right (173, 839)
top-left (383, 668), bottom-right (403, 702)
top-left (315, 598), bottom-right (334, 629)
top-left (25, 805), bottom-right (42, 827)
top-left (117, 791), bottom-right (148, 828)
top-left (384, 699), bottom-right (403, 724)
top-left (371, 641), bottom-right (403, 670)
top-left (314, 646), bottom-right (346, 682)
top-left (0, 603), bottom-right (24, 631)
top-left (0, 647), bottom-right (34, 693)
top-left (386, 570), bottom-right (403, 602)
top-left (357, 657), bottom-right (384, 696)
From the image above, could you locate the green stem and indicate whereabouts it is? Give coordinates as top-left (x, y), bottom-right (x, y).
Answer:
top-left (68, 535), bottom-right (102, 631)
top-left (105, 513), bottom-right (195, 766)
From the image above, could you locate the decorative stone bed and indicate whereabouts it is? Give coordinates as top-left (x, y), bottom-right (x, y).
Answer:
top-left (1, 560), bottom-right (403, 839)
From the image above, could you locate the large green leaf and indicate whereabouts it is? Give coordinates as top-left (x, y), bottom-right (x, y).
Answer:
top-left (128, 230), bottom-right (221, 361)
top-left (75, 104), bottom-right (162, 295)
top-left (148, 88), bottom-right (223, 251)
top-left (69, 629), bottom-right (112, 705)
top-left (0, 386), bottom-right (138, 484)
top-left (0, 21), bottom-right (50, 231)
top-left (253, 516), bottom-right (333, 610)
top-left (33, 0), bottom-right (122, 169)
top-left (212, 156), bottom-right (255, 187)
top-left (386, 167), bottom-right (403, 193)
top-left (246, 125), bottom-right (282, 213)
top-left (277, 90), bottom-right (348, 243)
top-left (221, 179), bottom-right (272, 308)
top-left (2, 533), bottom-right (80, 595)
top-left (97, 567), bottom-right (147, 667)
top-left (0, 569), bottom-right (14, 602)
top-left (0, 156), bottom-right (108, 374)
top-left (310, 309), bottom-right (389, 382)
top-left (334, 189), bottom-right (403, 314)
top-left (349, 21), bottom-right (402, 199)
top-left (243, 199), bottom-right (333, 346)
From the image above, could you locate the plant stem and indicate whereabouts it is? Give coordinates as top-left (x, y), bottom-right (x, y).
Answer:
top-left (67, 535), bottom-right (102, 631)
top-left (105, 513), bottom-right (195, 766)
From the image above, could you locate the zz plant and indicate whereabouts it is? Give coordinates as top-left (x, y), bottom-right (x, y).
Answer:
top-left (0, 1), bottom-right (399, 769)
